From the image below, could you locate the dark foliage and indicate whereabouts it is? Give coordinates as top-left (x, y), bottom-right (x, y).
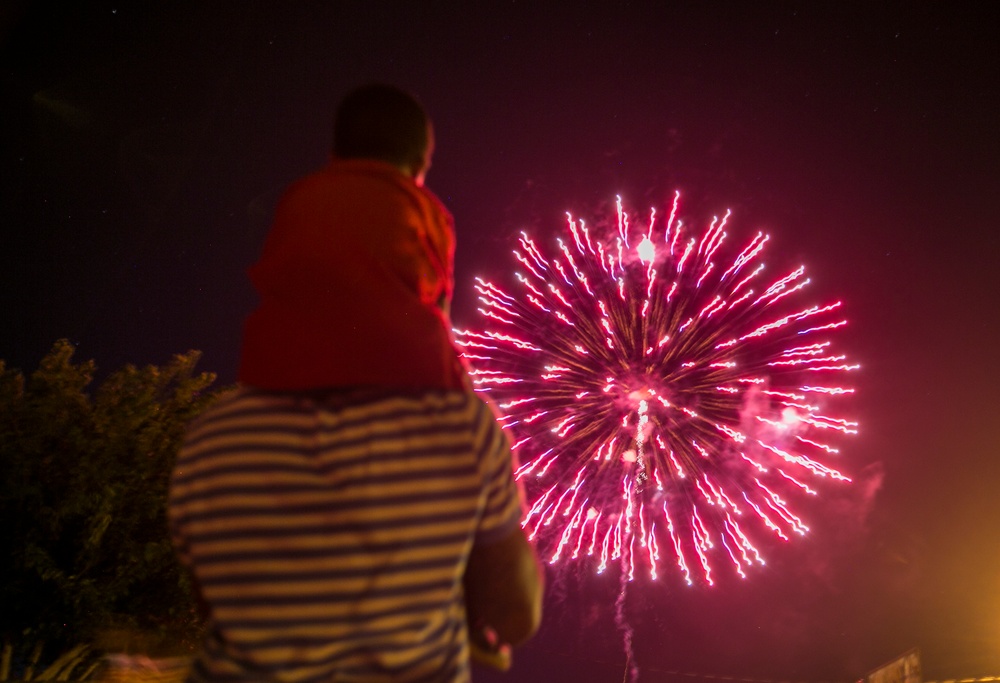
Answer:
top-left (0, 340), bottom-right (224, 654)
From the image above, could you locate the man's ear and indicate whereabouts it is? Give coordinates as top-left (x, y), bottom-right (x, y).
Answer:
top-left (411, 155), bottom-right (429, 186)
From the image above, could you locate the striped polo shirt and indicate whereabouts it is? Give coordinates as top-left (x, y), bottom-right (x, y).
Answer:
top-left (168, 388), bottom-right (521, 683)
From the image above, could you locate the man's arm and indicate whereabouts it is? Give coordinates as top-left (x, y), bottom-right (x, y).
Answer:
top-left (464, 524), bottom-right (543, 649)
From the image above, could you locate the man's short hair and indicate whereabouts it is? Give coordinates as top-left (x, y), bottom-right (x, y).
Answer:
top-left (333, 84), bottom-right (429, 168)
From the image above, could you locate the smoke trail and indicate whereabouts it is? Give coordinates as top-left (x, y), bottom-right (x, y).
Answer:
top-left (616, 549), bottom-right (639, 682)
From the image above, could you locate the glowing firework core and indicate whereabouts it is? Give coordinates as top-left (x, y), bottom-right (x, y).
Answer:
top-left (455, 192), bottom-right (858, 585)
top-left (637, 236), bottom-right (655, 264)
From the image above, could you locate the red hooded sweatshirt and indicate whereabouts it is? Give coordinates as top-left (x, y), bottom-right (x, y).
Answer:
top-left (238, 159), bottom-right (468, 391)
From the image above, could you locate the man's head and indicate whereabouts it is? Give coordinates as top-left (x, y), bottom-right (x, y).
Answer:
top-left (333, 84), bottom-right (433, 185)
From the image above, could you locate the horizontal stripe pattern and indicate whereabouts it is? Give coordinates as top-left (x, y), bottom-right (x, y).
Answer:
top-left (170, 388), bottom-right (521, 683)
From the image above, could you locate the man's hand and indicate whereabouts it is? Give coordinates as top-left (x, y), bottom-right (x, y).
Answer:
top-left (468, 625), bottom-right (512, 671)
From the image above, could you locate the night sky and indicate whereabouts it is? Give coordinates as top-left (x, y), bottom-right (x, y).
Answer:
top-left (2, 2), bottom-right (999, 681)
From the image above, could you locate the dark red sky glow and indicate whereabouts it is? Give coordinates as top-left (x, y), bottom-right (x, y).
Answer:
top-left (2, 3), bottom-right (998, 681)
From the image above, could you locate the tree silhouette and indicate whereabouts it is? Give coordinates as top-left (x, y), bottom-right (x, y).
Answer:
top-left (0, 340), bottom-right (224, 661)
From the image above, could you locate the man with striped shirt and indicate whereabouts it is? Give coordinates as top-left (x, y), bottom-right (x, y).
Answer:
top-left (169, 85), bottom-right (542, 683)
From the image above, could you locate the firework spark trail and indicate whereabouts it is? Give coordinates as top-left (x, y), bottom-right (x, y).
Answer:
top-left (454, 193), bottom-right (858, 585)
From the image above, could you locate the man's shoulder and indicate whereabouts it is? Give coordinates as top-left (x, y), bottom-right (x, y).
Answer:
top-left (188, 386), bottom-right (489, 424)
top-left (202, 386), bottom-right (485, 419)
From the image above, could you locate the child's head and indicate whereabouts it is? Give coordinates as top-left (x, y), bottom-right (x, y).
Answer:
top-left (333, 84), bottom-right (433, 185)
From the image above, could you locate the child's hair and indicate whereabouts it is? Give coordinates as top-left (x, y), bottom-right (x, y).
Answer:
top-left (333, 84), bottom-right (430, 170)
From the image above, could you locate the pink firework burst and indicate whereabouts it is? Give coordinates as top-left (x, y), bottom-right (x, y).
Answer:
top-left (454, 192), bottom-right (858, 586)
